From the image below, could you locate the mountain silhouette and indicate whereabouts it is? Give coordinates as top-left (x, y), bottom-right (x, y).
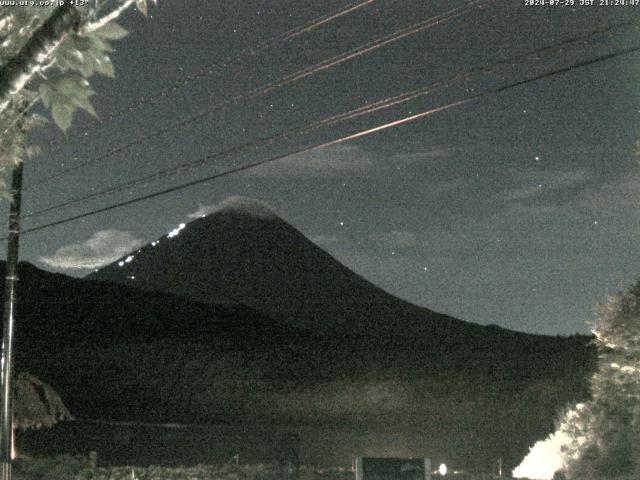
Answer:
top-left (4, 198), bottom-right (597, 469)
top-left (0, 258), bottom-right (593, 470)
top-left (88, 196), bottom-right (509, 341)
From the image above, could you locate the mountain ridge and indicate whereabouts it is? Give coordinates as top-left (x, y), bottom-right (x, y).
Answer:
top-left (0, 259), bottom-right (594, 471)
top-left (6, 197), bottom-right (596, 469)
top-left (87, 197), bottom-right (542, 341)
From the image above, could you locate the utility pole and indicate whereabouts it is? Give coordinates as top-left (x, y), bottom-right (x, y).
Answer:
top-left (0, 13), bottom-right (83, 476)
top-left (0, 161), bottom-right (23, 480)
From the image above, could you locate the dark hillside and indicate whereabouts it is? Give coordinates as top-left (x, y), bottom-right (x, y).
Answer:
top-left (0, 260), bottom-right (596, 470)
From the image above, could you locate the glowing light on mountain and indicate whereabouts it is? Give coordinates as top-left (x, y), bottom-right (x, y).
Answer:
top-left (167, 223), bottom-right (187, 238)
top-left (118, 261), bottom-right (124, 267)
top-left (438, 464), bottom-right (447, 476)
top-left (125, 255), bottom-right (134, 263)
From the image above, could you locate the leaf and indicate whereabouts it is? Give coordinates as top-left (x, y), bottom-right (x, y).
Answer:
top-left (56, 33), bottom-right (116, 78)
top-left (38, 83), bottom-right (52, 108)
top-left (88, 35), bottom-right (114, 53)
top-left (136, 0), bottom-right (148, 16)
top-left (67, 34), bottom-right (94, 52)
top-left (51, 103), bottom-right (73, 132)
top-left (55, 36), bottom-right (90, 73)
top-left (54, 75), bottom-right (87, 97)
top-left (92, 22), bottom-right (128, 41)
top-left (41, 76), bottom-right (98, 131)
top-left (93, 54), bottom-right (115, 78)
top-left (56, 45), bottom-right (90, 76)
top-left (69, 88), bottom-right (97, 118)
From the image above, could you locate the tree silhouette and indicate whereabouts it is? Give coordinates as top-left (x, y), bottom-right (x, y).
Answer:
top-left (0, 1), bottom-right (155, 189)
top-left (562, 281), bottom-right (640, 479)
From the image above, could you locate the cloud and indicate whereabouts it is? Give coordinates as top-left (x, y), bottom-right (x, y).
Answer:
top-left (391, 146), bottom-right (454, 163)
top-left (40, 230), bottom-right (144, 270)
top-left (583, 171), bottom-right (640, 212)
top-left (187, 204), bottom-right (219, 219)
top-left (506, 169), bottom-right (590, 203)
top-left (249, 144), bottom-right (373, 177)
top-left (187, 196), bottom-right (276, 220)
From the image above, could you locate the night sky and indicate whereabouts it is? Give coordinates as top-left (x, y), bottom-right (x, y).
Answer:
top-left (6, 0), bottom-right (640, 335)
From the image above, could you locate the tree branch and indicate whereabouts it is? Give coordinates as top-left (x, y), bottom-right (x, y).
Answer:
top-left (0, 4), bottom-right (82, 116)
top-left (0, 15), bottom-right (11, 34)
top-left (83, 0), bottom-right (135, 34)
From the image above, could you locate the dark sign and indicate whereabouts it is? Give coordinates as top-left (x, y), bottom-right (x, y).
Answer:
top-left (355, 456), bottom-right (431, 480)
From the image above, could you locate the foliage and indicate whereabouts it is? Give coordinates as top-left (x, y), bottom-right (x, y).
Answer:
top-left (13, 372), bottom-right (72, 430)
top-left (0, 1), bottom-right (156, 192)
top-left (12, 460), bottom-right (353, 480)
top-left (81, 464), bottom-right (276, 480)
top-left (560, 281), bottom-right (640, 479)
top-left (33, 18), bottom-right (134, 130)
top-left (0, 5), bottom-right (128, 131)
top-left (8, 459), bottom-right (533, 480)
top-left (0, 7), bottom-right (55, 61)
top-left (13, 454), bottom-right (85, 480)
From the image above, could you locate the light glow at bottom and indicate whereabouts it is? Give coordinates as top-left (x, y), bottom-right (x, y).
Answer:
top-left (512, 430), bottom-right (568, 479)
top-left (513, 405), bottom-right (585, 480)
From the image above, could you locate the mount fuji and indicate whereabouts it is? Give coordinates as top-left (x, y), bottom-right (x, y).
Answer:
top-left (89, 196), bottom-right (500, 340)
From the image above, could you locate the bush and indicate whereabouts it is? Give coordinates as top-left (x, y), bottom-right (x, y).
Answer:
top-left (561, 282), bottom-right (640, 479)
top-left (13, 455), bottom-right (85, 480)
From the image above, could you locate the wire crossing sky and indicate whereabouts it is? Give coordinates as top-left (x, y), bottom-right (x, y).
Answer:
top-left (44, 0), bottom-right (379, 148)
top-left (19, 0), bottom-right (640, 335)
top-left (24, 32), bottom-right (638, 222)
top-left (33, 0), bottom-right (491, 188)
top-left (18, 40), bottom-right (640, 236)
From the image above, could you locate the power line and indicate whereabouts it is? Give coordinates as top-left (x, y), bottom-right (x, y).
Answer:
top-left (31, 0), bottom-right (495, 188)
top-left (247, 0), bottom-right (494, 90)
top-left (11, 44), bottom-right (640, 240)
top-left (45, 0), bottom-right (379, 147)
top-left (301, 18), bottom-right (639, 130)
top-left (24, 18), bottom-right (639, 218)
top-left (25, 80), bottom-right (453, 220)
